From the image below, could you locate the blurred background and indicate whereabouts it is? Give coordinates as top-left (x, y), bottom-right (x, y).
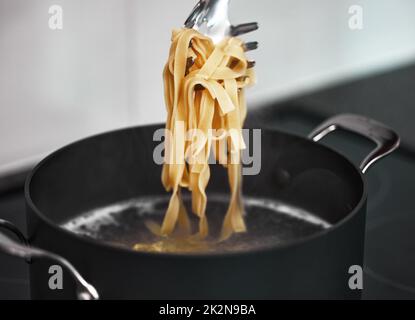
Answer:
top-left (1, 0), bottom-right (415, 175)
top-left (1, 0), bottom-right (415, 299)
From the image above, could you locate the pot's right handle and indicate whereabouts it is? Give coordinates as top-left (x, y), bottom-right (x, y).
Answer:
top-left (0, 219), bottom-right (99, 300)
top-left (309, 114), bottom-right (400, 174)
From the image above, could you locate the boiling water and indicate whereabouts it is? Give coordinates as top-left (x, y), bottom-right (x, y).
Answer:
top-left (62, 195), bottom-right (331, 254)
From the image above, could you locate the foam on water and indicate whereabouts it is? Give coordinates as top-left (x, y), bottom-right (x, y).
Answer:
top-left (62, 195), bottom-right (331, 253)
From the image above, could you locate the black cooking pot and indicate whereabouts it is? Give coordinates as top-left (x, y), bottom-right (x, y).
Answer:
top-left (0, 114), bottom-right (399, 300)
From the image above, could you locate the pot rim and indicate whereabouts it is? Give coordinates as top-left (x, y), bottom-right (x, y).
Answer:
top-left (24, 123), bottom-right (368, 259)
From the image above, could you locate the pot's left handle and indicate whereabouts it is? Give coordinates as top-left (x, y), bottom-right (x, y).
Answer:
top-left (0, 219), bottom-right (99, 300)
top-left (309, 114), bottom-right (400, 174)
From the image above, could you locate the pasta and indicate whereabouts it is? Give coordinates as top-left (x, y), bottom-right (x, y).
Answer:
top-left (152, 28), bottom-right (255, 242)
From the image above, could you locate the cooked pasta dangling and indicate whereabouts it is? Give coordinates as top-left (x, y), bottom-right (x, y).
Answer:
top-left (155, 28), bottom-right (255, 241)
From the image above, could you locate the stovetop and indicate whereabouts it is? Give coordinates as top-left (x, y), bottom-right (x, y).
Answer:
top-left (253, 110), bottom-right (415, 299)
top-left (1, 63), bottom-right (415, 300)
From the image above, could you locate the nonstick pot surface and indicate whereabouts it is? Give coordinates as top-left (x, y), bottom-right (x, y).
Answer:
top-left (26, 124), bottom-right (365, 254)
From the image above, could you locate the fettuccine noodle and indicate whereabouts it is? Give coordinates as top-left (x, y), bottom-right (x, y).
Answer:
top-left (155, 28), bottom-right (255, 242)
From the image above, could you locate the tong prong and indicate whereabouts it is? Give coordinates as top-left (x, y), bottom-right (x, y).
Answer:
top-left (247, 60), bottom-right (256, 69)
top-left (231, 22), bottom-right (259, 37)
top-left (185, 1), bottom-right (205, 29)
top-left (244, 41), bottom-right (259, 52)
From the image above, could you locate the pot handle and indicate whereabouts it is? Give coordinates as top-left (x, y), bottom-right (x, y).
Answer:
top-left (0, 219), bottom-right (99, 300)
top-left (309, 114), bottom-right (400, 174)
